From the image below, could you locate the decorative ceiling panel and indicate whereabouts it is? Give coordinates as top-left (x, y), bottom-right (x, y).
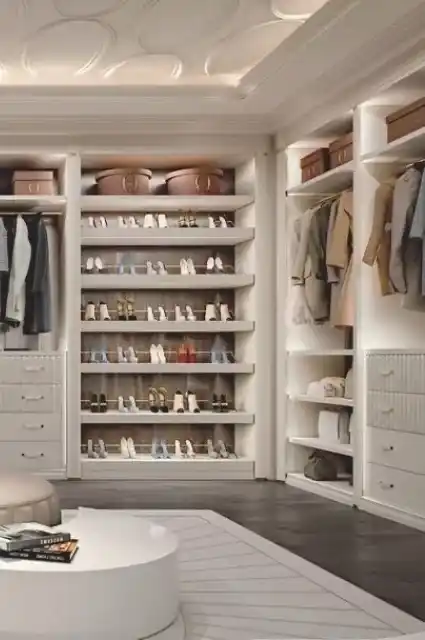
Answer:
top-left (0, 0), bottom-right (330, 86)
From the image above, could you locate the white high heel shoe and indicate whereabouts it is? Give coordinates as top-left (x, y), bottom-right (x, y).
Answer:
top-left (206, 256), bottom-right (215, 273)
top-left (86, 257), bottom-right (95, 272)
top-left (186, 390), bottom-right (200, 413)
top-left (208, 215), bottom-right (217, 228)
top-left (126, 346), bottom-right (138, 363)
top-left (180, 258), bottom-right (189, 275)
top-left (157, 213), bottom-right (168, 228)
top-left (175, 305), bottom-right (186, 322)
top-left (214, 256), bottom-right (224, 273)
top-left (118, 216), bottom-right (127, 228)
top-left (147, 306), bottom-right (156, 322)
top-left (99, 301), bottom-right (111, 321)
top-left (218, 216), bottom-right (228, 228)
top-left (186, 305), bottom-right (196, 321)
top-left (99, 216), bottom-right (108, 228)
top-left (128, 397), bottom-right (139, 414)
top-left (118, 396), bottom-right (128, 413)
top-left (186, 440), bottom-right (196, 458)
top-left (120, 437), bottom-right (130, 458)
top-left (156, 344), bottom-right (167, 364)
top-left (186, 258), bottom-right (196, 275)
top-left (158, 306), bottom-right (167, 321)
top-left (173, 390), bottom-right (185, 413)
top-left (220, 303), bottom-right (232, 322)
top-left (143, 214), bottom-right (157, 228)
top-left (117, 346), bottom-right (127, 363)
top-left (94, 256), bottom-right (104, 272)
top-left (88, 216), bottom-right (96, 228)
top-left (85, 302), bottom-right (96, 321)
top-left (146, 260), bottom-right (157, 275)
top-left (127, 437), bottom-right (137, 458)
top-left (175, 439), bottom-right (183, 458)
top-left (156, 261), bottom-right (168, 275)
top-left (150, 344), bottom-right (160, 364)
top-left (127, 216), bottom-right (138, 228)
top-left (205, 303), bottom-right (217, 321)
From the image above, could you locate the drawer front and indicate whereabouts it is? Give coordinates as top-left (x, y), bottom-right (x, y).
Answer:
top-left (0, 385), bottom-right (61, 413)
top-left (0, 355), bottom-right (63, 385)
top-left (366, 463), bottom-right (425, 516)
top-left (0, 414), bottom-right (62, 442)
top-left (368, 427), bottom-right (425, 475)
top-left (0, 442), bottom-right (63, 471)
top-left (367, 353), bottom-right (425, 393)
top-left (367, 391), bottom-right (425, 434)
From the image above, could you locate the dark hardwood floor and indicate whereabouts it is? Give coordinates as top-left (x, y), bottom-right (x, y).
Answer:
top-left (55, 479), bottom-right (425, 622)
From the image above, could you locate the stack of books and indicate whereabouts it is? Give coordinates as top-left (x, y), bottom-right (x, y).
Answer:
top-left (0, 523), bottom-right (78, 564)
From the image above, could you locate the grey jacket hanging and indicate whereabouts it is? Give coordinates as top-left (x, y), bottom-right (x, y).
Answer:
top-left (23, 215), bottom-right (51, 335)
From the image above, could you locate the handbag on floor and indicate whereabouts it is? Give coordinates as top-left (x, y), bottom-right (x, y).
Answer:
top-left (304, 452), bottom-right (338, 481)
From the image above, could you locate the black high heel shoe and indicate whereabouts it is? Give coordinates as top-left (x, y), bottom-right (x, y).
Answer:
top-left (99, 393), bottom-right (107, 413)
top-left (211, 393), bottom-right (221, 412)
top-left (90, 393), bottom-right (99, 413)
top-left (220, 394), bottom-right (229, 412)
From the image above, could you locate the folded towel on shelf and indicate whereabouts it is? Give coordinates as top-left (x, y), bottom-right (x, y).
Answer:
top-left (307, 376), bottom-right (345, 398)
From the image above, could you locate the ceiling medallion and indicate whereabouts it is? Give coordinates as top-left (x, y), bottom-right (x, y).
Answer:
top-left (205, 20), bottom-right (301, 77)
top-left (22, 19), bottom-right (115, 77)
top-left (53, 0), bottom-right (129, 19)
top-left (271, 0), bottom-right (329, 21)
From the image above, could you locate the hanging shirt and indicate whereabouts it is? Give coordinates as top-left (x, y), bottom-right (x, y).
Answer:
top-left (0, 218), bottom-right (8, 273)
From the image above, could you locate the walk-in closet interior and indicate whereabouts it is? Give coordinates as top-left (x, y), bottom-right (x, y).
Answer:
top-left (2, 0), bottom-right (425, 534)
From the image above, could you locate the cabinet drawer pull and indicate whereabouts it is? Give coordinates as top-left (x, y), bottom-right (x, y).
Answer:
top-left (23, 424), bottom-right (44, 430)
top-left (21, 452), bottom-right (44, 459)
top-left (380, 407), bottom-right (394, 414)
top-left (22, 395), bottom-right (44, 401)
top-left (382, 445), bottom-right (394, 452)
top-left (379, 481), bottom-right (394, 490)
top-left (380, 369), bottom-right (394, 377)
top-left (24, 366), bottom-right (45, 372)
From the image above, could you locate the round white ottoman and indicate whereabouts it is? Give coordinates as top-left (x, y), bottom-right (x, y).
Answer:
top-left (0, 473), bottom-right (60, 526)
top-left (0, 510), bottom-right (181, 639)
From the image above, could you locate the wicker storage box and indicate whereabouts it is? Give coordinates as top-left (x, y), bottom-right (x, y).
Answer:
top-left (13, 171), bottom-right (56, 196)
top-left (165, 167), bottom-right (223, 195)
top-left (329, 132), bottom-right (353, 169)
top-left (386, 98), bottom-right (425, 143)
top-left (95, 168), bottom-right (152, 195)
top-left (300, 149), bottom-right (329, 183)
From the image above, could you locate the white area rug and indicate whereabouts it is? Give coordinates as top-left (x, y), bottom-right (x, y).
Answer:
top-left (63, 509), bottom-right (425, 640)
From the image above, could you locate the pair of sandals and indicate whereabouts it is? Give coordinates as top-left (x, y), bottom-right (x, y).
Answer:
top-left (117, 298), bottom-right (137, 321)
top-left (178, 212), bottom-right (198, 227)
top-left (152, 439), bottom-right (171, 459)
top-left (207, 439), bottom-right (236, 459)
top-left (148, 387), bottom-right (169, 413)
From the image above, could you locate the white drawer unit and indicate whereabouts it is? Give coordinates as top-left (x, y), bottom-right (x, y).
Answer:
top-left (367, 391), bottom-right (425, 434)
top-left (0, 384), bottom-right (61, 413)
top-left (367, 427), bottom-right (425, 475)
top-left (366, 463), bottom-right (425, 517)
top-left (0, 414), bottom-right (62, 442)
top-left (366, 352), bottom-right (425, 394)
top-left (0, 354), bottom-right (63, 385)
top-left (0, 442), bottom-right (63, 472)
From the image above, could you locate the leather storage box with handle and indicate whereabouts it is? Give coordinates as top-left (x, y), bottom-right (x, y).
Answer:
top-left (13, 171), bottom-right (56, 196)
top-left (95, 168), bottom-right (152, 195)
top-left (300, 148), bottom-right (329, 183)
top-left (165, 167), bottom-right (223, 195)
top-left (386, 97), bottom-right (425, 143)
top-left (329, 132), bottom-right (353, 169)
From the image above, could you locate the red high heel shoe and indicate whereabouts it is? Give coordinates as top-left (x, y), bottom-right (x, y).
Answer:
top-left (187, 343), bottom-right (197, 363)
top-left (177, 344), bottom-right (188, 363)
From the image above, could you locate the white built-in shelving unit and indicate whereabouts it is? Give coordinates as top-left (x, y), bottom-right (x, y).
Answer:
top-left (277, 62), bottom-right (425, 530)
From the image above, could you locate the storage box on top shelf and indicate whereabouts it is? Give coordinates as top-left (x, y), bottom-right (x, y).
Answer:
top-left (386, 97), bottom-right (425, 142)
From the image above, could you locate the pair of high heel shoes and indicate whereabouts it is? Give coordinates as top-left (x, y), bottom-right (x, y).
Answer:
top-left (118, 395), bottom-right (139, 413)
top-left (90, 393), bottom-right (108, 413)
top-left (84, 301), bottom-right (110, 321)
top-left (207, 439), bottom-right (235, 459)
top-left (85, 256), bottom-right (104, 272)
top-left (117, 346), bottom-right (138, 363)
top-left (87, 438), bottom-right (108, 458)
top-left (175, 439), bottom-right (196, 458)
top-left (210, 336), bottom-right (234, 364)
top-left (148, 387), bottom-right (169, 413)
top-left (152, 439), bottom-right (171, 459)
top-left (208, 215), bottom-right (231, 228)
top-left (211, 394), bottom-right (229, 412)
top-left (178, 213), bottom-right (197, 227)
top-left (121, 437), bottom-right (137, 458)
top-left (88, 350), bottom-right (109, 364)
top-left (117, 298), bottom-right (137, 320)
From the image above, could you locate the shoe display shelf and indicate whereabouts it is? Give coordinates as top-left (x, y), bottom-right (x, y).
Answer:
top-left (277, 120), bottom-right (356, 506)
top-left (69, 146), bottom-right (274, 481)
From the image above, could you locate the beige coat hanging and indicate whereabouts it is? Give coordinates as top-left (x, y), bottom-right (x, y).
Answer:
top-left (326, 190), bottom-right (354, 328)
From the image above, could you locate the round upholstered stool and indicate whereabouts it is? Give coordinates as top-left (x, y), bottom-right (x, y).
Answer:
top-left (0, 473), bottom-right (61, 526)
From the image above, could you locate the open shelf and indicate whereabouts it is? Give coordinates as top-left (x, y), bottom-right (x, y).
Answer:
top-left (81, 321), bottom-right (254, 333)
top-left (285, 473), bottom-right (354, 505)
top-left (81, 227), bottom-right (255, 247)
top-left (289, 394), bottom-right (354, 407)
top-left (81, 274), bottom-right (255, 290)
top-left (0, 195), bottom-right (66, 212)
top-left (361, 125), bottom-right (425, 163)
top-left (81, 411), bottom-right (253, 424)
top-left (287, 161), bottom-right (354, 196)
top-left (80, 363), bottom-right (254, 374)
top-left (288, 436), bottom-right (353, 457)
top-left (81, 195), bottom-right (254, 212)
top-left (81, 455), bottom-right (255, 480)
